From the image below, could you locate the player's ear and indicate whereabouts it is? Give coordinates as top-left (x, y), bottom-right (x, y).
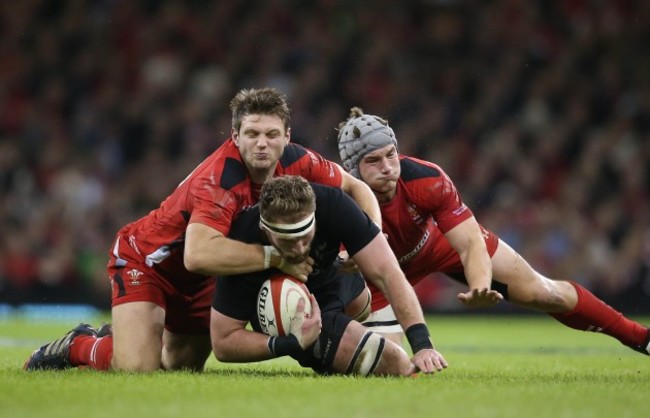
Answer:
top-left (231, 128), bottom-right (239, 147)
top-left (285, 128), bottom-right (291, 144)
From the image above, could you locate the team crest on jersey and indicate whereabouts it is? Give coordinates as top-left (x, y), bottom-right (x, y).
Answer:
top-left (407, 204), bottom-right (424, 224)
top-left (126, 269), bottom-right (143, 286)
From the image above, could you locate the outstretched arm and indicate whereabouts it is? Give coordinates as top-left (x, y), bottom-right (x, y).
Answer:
top-left (444, 217), bottom-right (503, 307)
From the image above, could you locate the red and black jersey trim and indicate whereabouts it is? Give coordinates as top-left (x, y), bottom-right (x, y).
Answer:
top-left (278, 143), bottom-right (308, 169)
top-left (400, 158), bottom-right (441, 182)
top-left (112, 272), bottom-right (126, 297)
top-left (220, 157), bottom-right (249, 190)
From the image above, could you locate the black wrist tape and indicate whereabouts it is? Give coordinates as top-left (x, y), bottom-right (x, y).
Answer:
top-left (405, 323), bottom-right (433, 353)
top-left (267, 335), bottom-right (302, 357)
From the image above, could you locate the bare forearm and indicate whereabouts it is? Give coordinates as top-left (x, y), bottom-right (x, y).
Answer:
top-left (184, 224), bottom-right (281, 275)
top-left (189, 238), bottom-right (267, 275)
top-left (382, 271), bottom-right (427, 330)
top-left (459, 244), bottom-right (492, 290)
top-left (355, 235), bottom-right (435, 354)
top-left (355, 234), bottom-right (425, 329)
top-left (446, 218), bottom-right (492, 290)
top-left (213, 329), bottom-right (273, 363)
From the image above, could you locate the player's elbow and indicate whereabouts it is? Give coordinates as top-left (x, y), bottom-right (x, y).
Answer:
top-left (184, 248), bottom-right (223, 275)
top-left (183, 252), bottom-right (208, 274)
top-left (184, 225), bottom-right (227, 274)
top-left (211, 341), bottom-right (235, 362)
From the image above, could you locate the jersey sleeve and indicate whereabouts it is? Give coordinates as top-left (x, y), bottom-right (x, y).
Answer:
top-left (415, 164), bottom-right (473, 234)
top-left (321, 187), bottom-right (381, 257)
top-left (283, 144), bottom-right (343, 188)
top-left (187, 177), bottom-right (239, 236)
top-left (212, 275), bottom-right (258, 321)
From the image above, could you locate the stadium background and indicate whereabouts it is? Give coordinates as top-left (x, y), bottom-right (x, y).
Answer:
top-left (0, 0), bottom-right (648, 315)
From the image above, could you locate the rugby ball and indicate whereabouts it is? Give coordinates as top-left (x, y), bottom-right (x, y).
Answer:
top-left (257, 275), bottom-right (312, 337)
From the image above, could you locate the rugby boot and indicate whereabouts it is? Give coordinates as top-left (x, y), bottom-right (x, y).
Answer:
top-left (96, 323), bottom-right (113, 338)
top-left (23, 323), bottom-right (97, 371)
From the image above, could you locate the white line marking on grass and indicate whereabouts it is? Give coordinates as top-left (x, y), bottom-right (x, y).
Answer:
top-left (0, 337), bottom-right (44, 348)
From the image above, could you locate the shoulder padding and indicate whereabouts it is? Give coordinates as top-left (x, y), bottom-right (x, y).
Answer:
top-left (400, 158), bottom-right (440, 182)
top-left (220, 157), bottom-right (248, 190)
top-left (279, 144), bottom-right (308, 168)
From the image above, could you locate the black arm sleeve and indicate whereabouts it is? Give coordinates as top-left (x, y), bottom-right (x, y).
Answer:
top-left (314, 185), bottom-right (381, 257)
top-left (212, 275), bottom-right (260, 321)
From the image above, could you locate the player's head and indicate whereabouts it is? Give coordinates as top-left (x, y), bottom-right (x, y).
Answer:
top-left (230, 88), bottom-right (292, 174)
top-left (259, 175), bottom-right (316, 263)
top-left (230, 87), bottom-right (291, 133)
top-left (336, 107), bottom-right (398, 178)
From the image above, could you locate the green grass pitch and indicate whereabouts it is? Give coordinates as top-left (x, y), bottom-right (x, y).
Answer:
top-left (1, 314), bottom-right (649, 418)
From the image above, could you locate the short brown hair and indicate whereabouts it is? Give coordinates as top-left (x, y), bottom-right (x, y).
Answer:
top-left (229, 87), bottom-right (291, 133)
top-left (260, 175), bottom-right (316, 223)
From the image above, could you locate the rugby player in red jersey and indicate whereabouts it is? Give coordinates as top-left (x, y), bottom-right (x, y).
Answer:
top-left (23, 88), bottom-right (378, 372)
top-left (336, 107), bottom-right (650, 356)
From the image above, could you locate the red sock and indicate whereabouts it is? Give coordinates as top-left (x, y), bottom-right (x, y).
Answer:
top-left (70, 335), bottom-right (113, 371)
top-left (550, 282), bottom-right (648, 347)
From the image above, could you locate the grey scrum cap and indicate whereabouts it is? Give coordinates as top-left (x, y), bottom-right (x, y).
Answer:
top-left (337, 113), bottom-right (397, 178)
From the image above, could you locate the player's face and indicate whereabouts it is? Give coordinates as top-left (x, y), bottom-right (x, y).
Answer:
top-left (358, 144), bottom-right (400, 201)
top-left (233, 114), bottom-right (290, 177)
top-left (264, 215), bottom-right (316, 264)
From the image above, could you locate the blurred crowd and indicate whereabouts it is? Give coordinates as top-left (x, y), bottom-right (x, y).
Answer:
top-left (1, 0), bottom-right (649, 313)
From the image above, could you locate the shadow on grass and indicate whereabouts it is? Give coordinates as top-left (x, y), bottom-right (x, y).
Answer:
top-left (203, 367), bottom-right (315, 378)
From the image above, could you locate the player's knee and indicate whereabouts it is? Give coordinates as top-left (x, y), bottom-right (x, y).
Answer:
top-left (162, 348), bottom-right (208, 371)
top-left (162, 357), bottom-right (206, 371)
top-left (211, 340), bottom-right (234, 363)
top-left (374, 340), bottom-right (415, 377)
top-left (346, 331), bottom-right (386, 376)
top-left (112, 353), bottom-right (161, 372)
top-left (112, 335), bottom-right (163, 372)
top-left (380, 331), bottom-right (405, 347)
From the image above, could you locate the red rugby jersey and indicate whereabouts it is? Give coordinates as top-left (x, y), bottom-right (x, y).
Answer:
top-left (109, 139), bottom-right (342, 280)
top-left (370, 155), bottom-right (474, 309)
